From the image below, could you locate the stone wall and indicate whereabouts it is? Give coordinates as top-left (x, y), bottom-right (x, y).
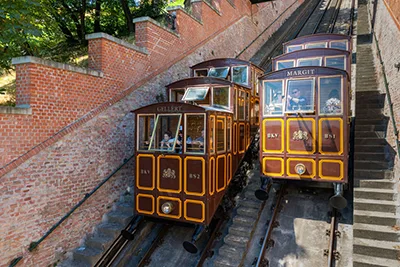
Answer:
top-left (370, 0), bottom-right (400, 177)
top-left (0, 0), bottom-right (302, 266)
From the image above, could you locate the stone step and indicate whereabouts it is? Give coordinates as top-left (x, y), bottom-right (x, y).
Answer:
top-left (114, 201), bottom-right (134, 214)
top-left (57, 259), bottom-right (91, 267)
top-left (354, 210), bottom-right (399, 226)
top-left (354, 160), bottom-right (390, 170)
top-left (355, 138), bottom-right (387, 146)
top-left (354, 169), bottom-right (393, 179)
top-left (355, 125), bottom-right (386, 132)
top-left (244, 190), bottom-right (260, 201)
top-left (232, 215), bottom-right (257, 227)
top-left (238, 198), bottom-right (262, 209)
top-left (229, 223), bottom-right (254, 237)
top-left (218, 246), bottom-right (246, 262)
top-left (356, 91), bottom-right (384, 98)
top-left (353, 237), bottom-right (400, 260)
top-left (356, 113), bottom-right (386, 120)
top-left (355, 145), bottom-right (386, 153)
top-left (353, 253), bottom-right (400, 267)
top-left (354, 187), bottom-right (396, 201)
top-left (73, 246), bottom-right (103, 266)
top-left (354, 152), bottom-right (387, 161)
top-left (354, 198), bottom-right (398, 213)
top-left (97, 222), bottom-right (124, 239)
top-left (85, 233), bottom-right (115, 251)
top-left (354, 131), bottom-right (386, 140)
top-left (356, 119), bottom-right (388, 126)
top-left (223, 234), bottom-right (249, 248)
top-left (214, 256), bottom-right (241, 267)
top-left (236, 206), bottom-right (259, 219)
top-left (359, 179), bottom-right (396, 189)
top-left (354, 223), bottom-right (400, 242)
top-left (106, 211), bottom-right (133, 225)
top-left (356, 103), bottom-right (384, 109)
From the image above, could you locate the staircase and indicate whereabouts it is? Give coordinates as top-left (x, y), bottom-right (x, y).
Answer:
top-left (352, 7), bottom-right (400, 265)
top-left (59, 192), bottom-right (134, 267)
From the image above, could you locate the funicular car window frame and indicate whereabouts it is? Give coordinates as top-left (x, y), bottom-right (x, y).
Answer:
top-left (263, 79), bottom-right (284, 117)
top-left (217, 116), bottom-right (226, 153)
top-left (284, 78), bottom-right (315, 114)
top-left (325, 55), bottom-right (346, 71)
top-left (276, 60), bottom-right (295, 70)
top-left (184, 113), bottom-right (206, 154)
top-left (137, 114), bottom-right (155, 151)
top-left (286, 44), bottom-right (303, 53)
top-left (318, 75), bottom-right (343, 116)
top-left (231, 65), bottom-right (249, 86)
top-left (182, 87), bottom-right (209, 101)
top-left (305, 42), bottom-right (328, 49)
top-left (329, 40), bottom-right (348, 51)
top-left (169, 88), bottom-right (185, 102)
top-left (148, 113), bottom-right (182, 152)
top-left (208, 67), bottom-right (230, 79)
top-left (297, 57), bottom-right (323, 67)
top-left (212, 86), bottom-right (230, 110)
top-left (194, 68), bottom-right (208, 77)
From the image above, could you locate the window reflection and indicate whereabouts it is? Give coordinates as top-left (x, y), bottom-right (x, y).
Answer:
top-left (263, 80), bottom-right (283, 116)
top-left (149, 114), bottom-right (181, 151)
top-left (306, 42), bottom-right (327, 49)
top-left (208, 67), bottom-right (230, 79)
top-left (285, 79), bottom-right (314, 113)
top-left (277, 60), bottom-right (295, 70)
top-left (232, 66), bottom-right (248, 85)
top-left (182, 87), bottom-right (209, 101)
top-left (326, 57), bottom-right (345, 70)
top-left (298, 58), bottom-right (322, 67)
top-left (319, 77), bottom-right (342, 115)
top-left (213, 87), bottom-right (229, 109)
top-left (185, 114), bottom-right (205, 154)
top-left (330, 41), bottom-right (347, 50)
top-left (287, 45), bottom-right (303, 53)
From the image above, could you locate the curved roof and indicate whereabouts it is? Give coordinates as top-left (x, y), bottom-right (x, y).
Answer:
top-left (273, 48), bottom-right (350, 61)
top-left (283, 33), bottom-right (351, 47)
top-left (131, 101), bottom-right (205, 114)
top-left (190, 58), bottom-right (264, 72)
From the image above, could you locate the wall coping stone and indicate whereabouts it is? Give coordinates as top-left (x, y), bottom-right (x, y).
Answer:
top-left (166, 6), bottom-right (203, 25)
top-left (85, 32), bottom-right (149, 55)
top-left (132, 16), bottom-right (181, 38)
top-left (12, 56), bottom-right (104, 77)
top-left (201, 0), bottom-right (222, 16)
top-left (0, 105), bottom-right (32, 115)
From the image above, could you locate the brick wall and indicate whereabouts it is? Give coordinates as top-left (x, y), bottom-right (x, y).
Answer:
top-left (0, 0), bottom-right (302, 266)
top-left (370, 0), bottom-right (400, 177)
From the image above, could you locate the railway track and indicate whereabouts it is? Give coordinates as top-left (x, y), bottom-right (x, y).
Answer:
top-left (90, 0), bottom-right (355, 266)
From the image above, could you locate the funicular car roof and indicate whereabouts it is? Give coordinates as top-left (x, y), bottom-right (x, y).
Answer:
top-left (131, 101), bottom-right (232, 114)
top-left (273, 48), bottom-right (350, 61)
top-left (259, 66), bottom-right (350, 81)
top-left (283, 33), bottom-right (352, 50)
top-left (190, 58), bottom-right (264, 72)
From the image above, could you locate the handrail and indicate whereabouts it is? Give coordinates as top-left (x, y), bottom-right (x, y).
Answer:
top-left (368, 2), bottom-right (400, 159)
top-left (9, 154), bottom-right (135, 267)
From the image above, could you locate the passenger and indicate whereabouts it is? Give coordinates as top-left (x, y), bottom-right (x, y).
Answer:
top-left (175, 130), bottom-right (183, 153)
top-left (323, 89), bottom-right (341, 113)
top-left (160, 131), bottom-right (175, 150)
top-left (287, 88), bottom-right (307, 110)
top-left (192, 129), bottom-right (205, 150)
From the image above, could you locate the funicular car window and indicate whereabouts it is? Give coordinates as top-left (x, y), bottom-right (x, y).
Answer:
top-left (319, 76), bottom-right (343, 115)
top-left (210, 116), bottom-right (215, 154)
top-left (137, 114), bottom-right (155, 151)
top-left (298, 57), bottom-right (322, 67)
top-left (194, 69), bottom-right (208, 77)
top-left (325, 56), bottom-right (346, 70)
top-left (285, 79), bottom-right (315, 113)
top-left (149, 114), bottom-right (181, 151)
top-left (170, 89), bottom-right (185, 102)
top-left (217, 117), bottom-right (226, 152)
top-left (208, 67), bottom-right (230, 79)
top-left (182, 87), bottom-right (209, 101)
top-left (238, 91), bottom-right (245, 120)
top-left (232, 66), bottom-right (248, 85)
top-left (185, 114), bottom-right (206, 154)
top-left (227, 117), bottom-right (232, 151)
top-left (263, 80), bottom-right (284, 116)
top-left (330, 41), bottom-right (348, 50)
top-left (213, 86), bottom-right (230, 109)
top-left (277, 60), bottom-right (295, 70)
top-left (254, 100), bottom-right (260, 124)
top-left (245, 92), bottom-right (250, 121)
top-left (287, 45), bottom-right (303, 53)
top-left (305, 42), bottom-right (327, 49)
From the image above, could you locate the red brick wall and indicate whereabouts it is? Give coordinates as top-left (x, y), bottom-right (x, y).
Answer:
top-left (0, 0), bottom-right (302, 266)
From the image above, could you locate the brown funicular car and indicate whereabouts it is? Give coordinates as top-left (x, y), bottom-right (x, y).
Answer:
top-left (283, 33), bottom-right (352, 53)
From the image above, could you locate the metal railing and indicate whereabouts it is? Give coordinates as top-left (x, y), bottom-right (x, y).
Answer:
top-left (9, 154), bottom-right (135, 267)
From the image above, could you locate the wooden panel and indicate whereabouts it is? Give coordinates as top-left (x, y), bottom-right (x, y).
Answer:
top-left (157, 155), bottom-right (181, 193)
top-left (157, 196), bottom-right (181, 219)
top-left (184, 200), bottom-right (205, 223)
top-left (184, 157), bottom-right (205, 196)
top-left (287, 118), bottom-right (316, 154)
top-left (136, 194), bottom-right (154, 215)
top-left (319, 159), bottom-right (344, 181)
top-left (136, 154), bottom-right (155, 190)
top-left (286, 158), bottom-right (316, 178)
top-left (262, 118), bottom-right (284, 153)
top-left (262, 157), bottom-right (284, 177)
top-left (319, 118), bottom-right (343, 155)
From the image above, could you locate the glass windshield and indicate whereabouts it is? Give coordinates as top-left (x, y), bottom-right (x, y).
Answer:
top-left (326, 57), bottom-right (345, 70)
top-left (232, 66), bottom-right (248, 85)
top-left (263, 80), bottom-right (283, 116)
top-left (213, 86), bottom-right (230, 109)
top-left (194, 69), bottom-right (208, 77)
top-left (149, 114), bottom-right (181, 151)
top-left (285, 79), bottom-right (314, 113)
top-left (298, 58), bottom-right (322, 67)
top-left (306, 42), bottom-right (327, 49)
top-left (319, 77), bottom-right (342, 115)
top-left (208, 67), bottom-right (230, 79)
top-left (330, 41), bottom-right (348, 50)
top-left (277, 60), bottom-right (295, 70)
top-left (287, 45), bottom-right (302, 53)
top-left (185, 114), bottom-right (205, 154)
top-left (182, 87), bottom-right (209, 101)
top-left (137, 115), bottom-right (155, 151)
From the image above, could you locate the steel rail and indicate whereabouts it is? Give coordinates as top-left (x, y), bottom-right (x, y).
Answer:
top-left (311, 0), bottom-right (333, 34)
top-left (327, 209), bottom-right (339, 267)
top-left (255, 185), bottom-right (286, 267)
top-left (328, 0), bottom-right (344, 33)
top-left (137, 224), bottom-right (170, 267)
top-left (195, 218), bottom-right (224, 267)
top-left (95, 216), bottom-right (144, 267)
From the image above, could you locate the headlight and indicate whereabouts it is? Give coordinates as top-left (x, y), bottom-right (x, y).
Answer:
top-left (161, 202), bottom-right (174, 214)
